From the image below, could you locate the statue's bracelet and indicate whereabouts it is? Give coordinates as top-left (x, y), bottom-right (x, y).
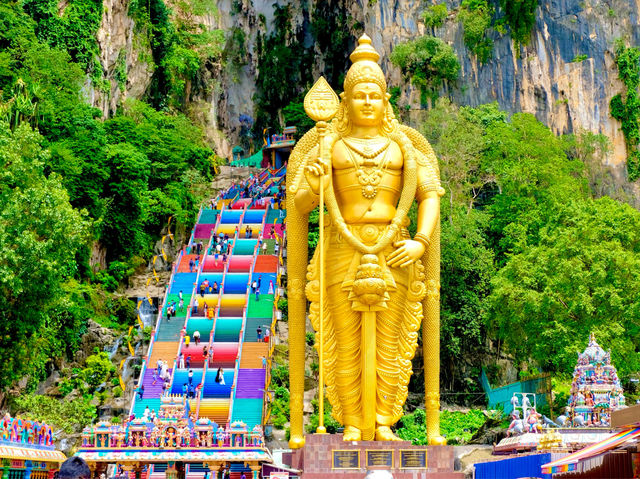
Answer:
top-left (413, 232), bottom-right (431, 250)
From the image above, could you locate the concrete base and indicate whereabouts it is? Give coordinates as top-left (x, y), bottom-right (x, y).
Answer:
top-left (286, 434), bottom-right (464, 478)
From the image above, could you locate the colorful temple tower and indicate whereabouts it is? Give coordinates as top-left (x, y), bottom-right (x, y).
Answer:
top-left (0, 414), bottom-right (65, 479)
top-left (568, 333), bottom-right (626, 427)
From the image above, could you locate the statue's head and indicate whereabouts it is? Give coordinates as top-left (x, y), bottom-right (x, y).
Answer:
top-left (336, 34), bottom-right (396, 135)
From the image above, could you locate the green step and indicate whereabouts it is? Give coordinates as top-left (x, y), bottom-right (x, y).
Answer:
top-left (231, 398), bottom-right (263, 428)
top-left (247, 294), bottom-right (274, 318)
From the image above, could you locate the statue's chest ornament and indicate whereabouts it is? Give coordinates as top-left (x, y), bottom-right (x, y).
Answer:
top-left (342, 138), bottom-right (391, 199)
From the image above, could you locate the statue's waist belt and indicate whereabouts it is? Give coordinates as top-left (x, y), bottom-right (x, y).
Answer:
top-left (330, 223), bottom-right (409, 245)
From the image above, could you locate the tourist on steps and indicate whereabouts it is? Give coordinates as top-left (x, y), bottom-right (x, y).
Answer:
top-left (216, 367), bottom-right (225, 385)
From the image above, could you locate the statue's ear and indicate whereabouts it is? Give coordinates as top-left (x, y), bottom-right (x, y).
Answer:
top-left (340, 92), bottom-right (345, 99)
top-left (386, 93), bottom-right (391, 101)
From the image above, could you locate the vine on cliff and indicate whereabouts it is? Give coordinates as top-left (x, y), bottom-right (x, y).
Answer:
top-left (254, 4), bottom-right (313, 136)
top-left (458, 0), bottom-right (495, 63)
top-left (311, 1), bottom-right (363, 88)
top-left (610, 39), bottom-right (640, 181)
top-left (499, 0), bottom-right (538, 47)
top-left (129, 0), bottom-right (224, 108)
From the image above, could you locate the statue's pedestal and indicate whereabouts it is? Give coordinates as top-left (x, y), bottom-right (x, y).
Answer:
top-left (287, 434), bottom-right (463, 478)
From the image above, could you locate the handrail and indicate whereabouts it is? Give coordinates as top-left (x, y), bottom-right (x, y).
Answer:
top-left (128, 250), bottom-right (176, 418)
top-left (174, 292), bottom-right (192, 367)
top-left (167, 358), bottom-right (178, 394)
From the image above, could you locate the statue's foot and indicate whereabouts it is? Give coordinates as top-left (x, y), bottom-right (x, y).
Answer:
top-left (375, 426), bottom-right (401, 441)
top-left (428, 435), bottom-right (447, 446)
top-left (343, 426), bottom-right (361, 441)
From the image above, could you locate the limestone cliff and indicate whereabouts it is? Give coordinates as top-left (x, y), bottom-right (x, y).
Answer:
top-left (91, 0), bottom-right (639, 174)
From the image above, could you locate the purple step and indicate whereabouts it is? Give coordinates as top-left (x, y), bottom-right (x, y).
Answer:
top-left (140, 367), bottom-right (173, 398)
top-left (235, 369), bottom-right (266, 399)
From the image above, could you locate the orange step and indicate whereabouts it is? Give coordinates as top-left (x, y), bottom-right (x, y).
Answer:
top-left (149, 342), bottom-right (179, 366)
top-left (239, 343), bottom-right (269, 368)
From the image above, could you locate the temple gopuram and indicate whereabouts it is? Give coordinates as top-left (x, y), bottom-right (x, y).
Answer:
top-left (567, 333), bottom-right (626, 427)
top-left (78, 396), bottom-right (270, 479)
top-left (0, 414), bottom-right (66, 479)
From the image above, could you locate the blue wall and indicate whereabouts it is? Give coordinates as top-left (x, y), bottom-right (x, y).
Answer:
top-left (475, 454), bottom-right (553, 479)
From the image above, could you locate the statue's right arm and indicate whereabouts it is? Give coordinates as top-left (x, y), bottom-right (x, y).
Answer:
top-left (294, 145), bottom-right (321, 214)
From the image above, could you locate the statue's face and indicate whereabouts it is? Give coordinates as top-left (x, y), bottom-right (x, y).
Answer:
top-left (347, 82), bottom-right (386, 127)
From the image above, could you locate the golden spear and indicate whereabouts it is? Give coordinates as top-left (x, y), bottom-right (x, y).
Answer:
top-left (303, 77), bottom-right (339, 434)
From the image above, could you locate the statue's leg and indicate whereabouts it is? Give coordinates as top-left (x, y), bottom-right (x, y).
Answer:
top-left (327, 282), bottom-right (362, 437)
top-left (375, 283), bottom-right (406, 441)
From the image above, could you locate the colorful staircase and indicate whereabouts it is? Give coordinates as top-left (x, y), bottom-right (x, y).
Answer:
top-left (130, 166), bottom-right (286, 444)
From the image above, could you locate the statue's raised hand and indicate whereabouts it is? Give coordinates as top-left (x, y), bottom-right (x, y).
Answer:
top-left (386, 240), bottom-right (425, 268)
top-left (304, 146), bottom-right (331, 194)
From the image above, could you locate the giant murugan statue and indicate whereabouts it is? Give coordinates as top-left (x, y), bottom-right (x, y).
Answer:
top-left (287, 34), bottom-right (445, 446)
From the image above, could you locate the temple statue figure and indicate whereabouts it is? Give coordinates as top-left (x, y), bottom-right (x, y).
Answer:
top-left (287, 34), bottom-right (445, 445)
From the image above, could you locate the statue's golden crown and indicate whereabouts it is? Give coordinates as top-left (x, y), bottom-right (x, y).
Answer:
top-left (344, 34), bottom-right (387, 95)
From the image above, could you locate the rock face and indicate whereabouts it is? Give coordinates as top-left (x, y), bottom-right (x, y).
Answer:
top-left (91, 0), bottom-right (153, 116)
top-left (94, 0), bottom-right (638, 173)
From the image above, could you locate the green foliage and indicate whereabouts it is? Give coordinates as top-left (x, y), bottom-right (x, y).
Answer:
top-left (390, 36), bottom-right (460, 103)
top-left (396, 409), bottom-right (487, 445)
top-left (416, 99), bottom-right (602, 394)
top-left (254, 5), bottom-right (312, 135)
top-left (423, 4), bottom-right (448, 28)
top-left (82, 352), bottom-right (116, 389)
top-left (277, 298), bottom-right (288, 322)
top-left (102, 142), bottom-right (151, 258)
top-left (500, 0), bottom-right (538, 46)
top-left (305, 332), bottom-right (315, 346)
top-left (306, 397), bottom-right (341, 434)
top-left (115, 50), bottom-right (127, 92)
top-left (270, 362), bottom-right (290, 429)
top-left (609, 40), bottom-right (640, 181)
top-left (282, 100), bottom-right (316, 139)
top-left (308, 207), bottom-right (320, 259)
top-left (572, 54), bottom-right (588, 62)
top-left (458, 0), bottom-right (495, 63)
top-left (23, 0), bottom-right (104, 81)
top-left (0, 2), bottom-right (215, 391)
top-left (271, 363), bottom-right (289, 389)
top-left (13, 394), bottom-right (96, 433)
top-left (310, 4), bottom-right (361, 90)
top-left (0, 122), bottom-right (88, 389)
top-left (487, 197), bottom-right (640, 377)
top-left (271, 385), bottom-right (290, 429)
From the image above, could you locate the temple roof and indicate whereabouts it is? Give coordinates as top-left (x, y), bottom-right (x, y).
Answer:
top-left (76, 447), bottom-right (272, 463)
top-left (582, 333), bottom-right (607, 363)
top-left (0, 445), bottom-right (66, 463)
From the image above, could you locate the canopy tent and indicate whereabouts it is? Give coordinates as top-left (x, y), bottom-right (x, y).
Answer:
top-left (541, 427), bottom-right (640, 474)
top-left (231, 150), bottom-right (263, 167)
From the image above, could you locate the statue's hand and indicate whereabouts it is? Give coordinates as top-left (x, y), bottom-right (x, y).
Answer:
top-left (386, 240), bottom-right (425, 268)
top-left (304, 144), bottom-right (331, 194)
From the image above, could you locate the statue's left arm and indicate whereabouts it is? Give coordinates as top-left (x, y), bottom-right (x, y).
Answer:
top-left (387, 153), bottom-right (443, 267)
top-left (415, 154), bottom-right (444, 241)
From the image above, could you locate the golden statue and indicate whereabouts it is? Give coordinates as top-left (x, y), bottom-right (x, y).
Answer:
top-left (287, 34), bottom-right (445, 445)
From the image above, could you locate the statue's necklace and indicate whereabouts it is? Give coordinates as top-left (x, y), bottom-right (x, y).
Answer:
top-left (342, 137), bottom-right (391, 159)
top-left (342, 138), bottom-right (392, 199)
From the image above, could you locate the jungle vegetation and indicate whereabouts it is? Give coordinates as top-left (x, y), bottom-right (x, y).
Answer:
top-left (0, 1), bottom-right (219, 398)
